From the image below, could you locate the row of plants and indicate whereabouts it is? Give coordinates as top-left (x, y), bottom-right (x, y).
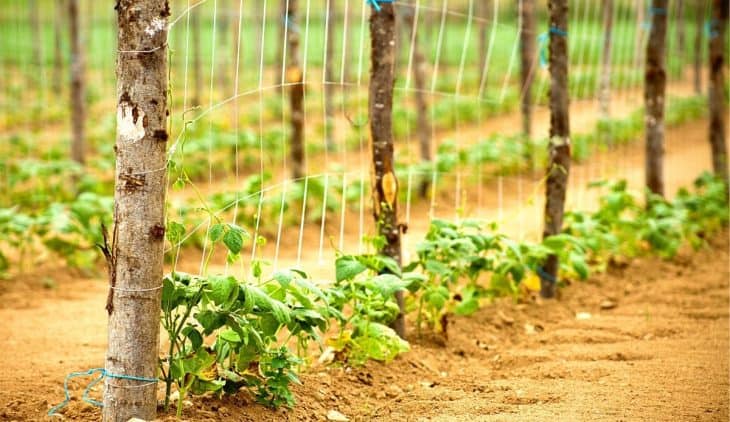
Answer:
top-left (158, 171), bottom-right (728, 415)
top-left (0, 94), bottom-right (707, 277)
top-left (0, 192), bottom-right (112, 275)
top-left (402, 94), bottom-right (707, 187)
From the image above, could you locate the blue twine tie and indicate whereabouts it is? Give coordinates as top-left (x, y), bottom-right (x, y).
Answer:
top-left (48, 368), bottom-right (158, 417)
top-left (536, 266), bottom-right (559, 285)
top-left (538, 26), bottom-right (568, 68)
top-left (366, 0), bottom-right (394, 12)
top-left (705, 19), bottom-right (719, 39)
top-left (643, 6), bottom-right (667, 31)
top-left (283, 15), bottom-right (299, 33)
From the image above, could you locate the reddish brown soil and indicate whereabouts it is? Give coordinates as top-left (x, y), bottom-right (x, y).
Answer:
top-left (1, 234), bottom-right (727, 421)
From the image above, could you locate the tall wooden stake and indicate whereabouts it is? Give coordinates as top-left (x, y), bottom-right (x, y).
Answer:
top-left (644, 0), bottom-right (668, 198)
top-left (103, 1), bottom-right (169, 420)
top-left (676, 0), bottom-right (686, 78)
top-left (402, 5), bottom-right (432, 199)
top-left (708, 0), bottom-right (729, 194)
top-left (286, 0), bottom-right (305, 180)
top-left (369, 2), bottom-right (405, 338)
top-left (324, 0), bottom-right (336, 151)
top-left (519, 0), bottom-right (536, 145)
top-left (540, 0), bottom-right (571, 299)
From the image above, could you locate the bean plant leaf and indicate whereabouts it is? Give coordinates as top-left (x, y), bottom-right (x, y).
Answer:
top-left (335, 255), bottom-right (367, 282)
top-left (206, 275), bottom-right (239, 306)
top-left (223, 229), bottom-right (244, 255)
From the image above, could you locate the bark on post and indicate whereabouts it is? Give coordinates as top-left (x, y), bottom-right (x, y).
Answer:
top-left (369, 3), bottom-right (405, 338)
top-left (402, 6), bottom-right (432, 198)
top-left (324, 0), bottom-right (336, 151)
top-left (599, 0), bottom-right (614, 119)
top-left (644, 0), bottom-right (668, 198)
top-left (694, 1), bottom-right (705, 94)
top-left (708, 0), bottom-right (729, 193)
top-left (69, 0), bottom-right (85, 165)
top-left (286, 0), bottom-right (305, 180)
top-left (519, 0), bottom-right (536, 143)
top-left (191, 8), bottom-right (202, 107)
top-left (103, 1), bottom-right (169, 420)
top-left (540, 0), bottom-right (571, 299)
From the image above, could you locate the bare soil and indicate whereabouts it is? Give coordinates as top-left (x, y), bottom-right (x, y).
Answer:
top-left (0, 116), bottom-right (728, 421)
top-left (0, 233), bottom-right (727, 421)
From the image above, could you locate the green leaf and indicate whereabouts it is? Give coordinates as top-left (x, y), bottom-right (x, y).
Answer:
top-left (196, 310), bottom-right (227, 335)
top-left (167, 221), bottom-right (186, 244)
top-left (209, 224), bottom-right (225, 242)
top-left (182, 326), bottom-right (204, 350)
top-left (335, 255), bottom-right (367, 282)
top-left (569, 252), bottom-right (589, 279)
top-left (206, 275), bottom-right (239, 306)
top-left (223, 229), bottom-right (244, 255)
top-left (369, 274), bottom-right (410, 297)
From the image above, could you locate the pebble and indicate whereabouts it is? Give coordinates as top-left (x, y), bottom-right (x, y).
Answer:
top-left (576, 312), bottom-right (592, 320)
top-left (327, 409), bottom-right (350, 421)
top-left (600, 299), bottom-right (617, 310)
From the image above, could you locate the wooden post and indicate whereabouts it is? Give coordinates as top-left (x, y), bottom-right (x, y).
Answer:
top-left (286, 0), bottom-right (305, 180)
top-left (69, 0), bottom-right (85, 165)
top-left (402, 6), bottom-right (432, 199)
top-left (644, 0), bottom-right (668, 198)
top-left (540, 0), bottom-right (571, 299)
top-left (519, 0), bottom-right (536, 142)
top-left (708, 0), bottom-right (729, 193)
top-left (369, 2), bottom-right (405, 338)
top-left (676, 0), bottom-right (686, 78)
top-left (599, 0), bottom-right (614, 119)
top-left (103, 1), bottom-right (169, 420)
top-left (324, 0), bottom-right (336, 151)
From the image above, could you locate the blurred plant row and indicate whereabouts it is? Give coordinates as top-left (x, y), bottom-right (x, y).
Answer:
top-left (0, 95), bottom-right (708, 276)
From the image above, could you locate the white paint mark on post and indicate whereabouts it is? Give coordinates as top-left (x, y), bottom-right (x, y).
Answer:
top-left (118, 104), bottom-right (146, 144)
top-left (144, 17), bottom-right (167, 36)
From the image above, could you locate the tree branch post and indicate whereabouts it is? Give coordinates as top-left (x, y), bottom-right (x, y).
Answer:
top-left (369, 1), bottom-right (406, 338)
top-left (708, 0), bottom-right (729, 197)
top-left (103, 1), bottom-right (170, 420)
top-left (644, 0), bottom-right (669, 198)
top-left (540, 0), bottom-right (571, 299)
